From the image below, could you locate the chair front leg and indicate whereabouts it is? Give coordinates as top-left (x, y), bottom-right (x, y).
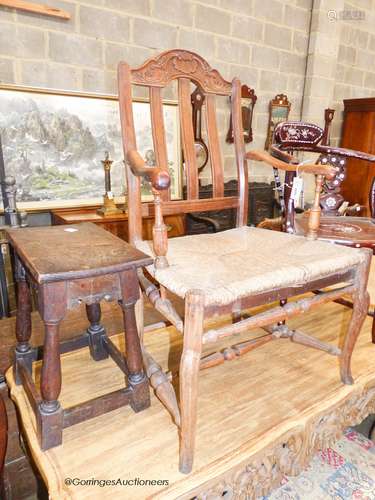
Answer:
top-left (179, 289), bottom-right (205, 474)
top-left (340, 249), bottom-right (372, 384)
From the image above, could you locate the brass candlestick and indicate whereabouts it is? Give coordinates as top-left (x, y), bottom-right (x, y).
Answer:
top-left (97, 152), bottom-right (122, 216)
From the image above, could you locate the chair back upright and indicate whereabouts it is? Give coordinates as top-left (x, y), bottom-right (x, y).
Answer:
top-left (118, 50), bottom-right (249, 246)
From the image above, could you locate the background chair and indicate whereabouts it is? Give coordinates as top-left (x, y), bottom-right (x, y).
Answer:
top-left (266, 120), bottom-right (375, 339)
top-left (118, 49), bottom-right (371, 473)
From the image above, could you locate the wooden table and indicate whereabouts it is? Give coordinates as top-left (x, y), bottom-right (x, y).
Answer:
top-left (0, 300), bottom-right (171, 499)
top-left (51, 208), bottom-right (186, 241)
top-left (6, 222), bottom-right (152, 451)
top-left (6, 301), bottom-right (375, 499)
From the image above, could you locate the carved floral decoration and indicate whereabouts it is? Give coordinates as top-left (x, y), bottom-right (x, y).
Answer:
top-left (194, 385), bottom-right (375, 500)
top-left (131, 50), bottom-right (232, 94)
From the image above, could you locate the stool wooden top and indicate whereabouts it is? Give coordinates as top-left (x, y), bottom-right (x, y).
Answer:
top-left (6, 223), bottom-right (152, 284)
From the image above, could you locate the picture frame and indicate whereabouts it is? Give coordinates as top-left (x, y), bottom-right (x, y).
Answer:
top-left (265, 93), bottom-right (291, 151)
top-left (226, 84), bottom-right (257, 144)
top-left (0, 85), bottom-right (182, 211)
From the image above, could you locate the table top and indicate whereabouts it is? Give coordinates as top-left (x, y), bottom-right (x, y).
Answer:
top-left (295, 214), bottom-right (375, 247)
top-left (6, 223), bottom-right (153, 284)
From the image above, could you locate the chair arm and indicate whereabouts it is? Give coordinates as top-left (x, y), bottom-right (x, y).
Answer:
top-left (126, 150), bottom-right (170, 191)
top-left (315, 145), bottom-right (375, 163)
top-left (269, 146), bottom-right (299, 165)
top-left (246, 150), bottom-right (337, 179)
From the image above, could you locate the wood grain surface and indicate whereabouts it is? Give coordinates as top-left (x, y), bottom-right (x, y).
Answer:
top-left (6, 223), bottom-right (152, 283)
top-left (6, 301), bottom-right (375, 499)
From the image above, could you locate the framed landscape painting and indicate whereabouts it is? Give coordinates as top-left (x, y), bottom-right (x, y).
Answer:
top-left (0, 85), bottom-right (182, 209)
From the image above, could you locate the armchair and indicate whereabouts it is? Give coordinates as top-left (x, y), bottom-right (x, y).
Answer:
top-left (262, 121), bottom-right (375, 339)
top-left (118, 50), bottom-right (371, 473)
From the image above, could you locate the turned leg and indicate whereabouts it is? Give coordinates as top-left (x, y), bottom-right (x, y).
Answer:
top-left (37, 282), bottom-right (66, 450)
top-left (38, 321), bottom-right (63, 449)
top-left (179, 290), bottom-right (205, 474)
top-left (341, 250), bottom-right (372, 384)
top-left (119, 269), bottom-right (149, 413)
top-left (14, 258), bottom-right (36, 384)
top-left (86, 303), bottom-right (108, 361)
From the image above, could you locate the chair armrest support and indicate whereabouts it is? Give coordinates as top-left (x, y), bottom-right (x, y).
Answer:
top-left (246, 150), bottom-right (337, 179)
top-left (127, 150), bottom-right (171, 191)
top-left (127, 149), bottom-right (170, 269)
top-left (247, 149), bottom-right (336, 240)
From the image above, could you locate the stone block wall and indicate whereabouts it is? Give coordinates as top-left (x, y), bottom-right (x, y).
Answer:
top-left (0, 0), bottom-right (311, 185)
top-left (0, 0), bottom-right (374, 192)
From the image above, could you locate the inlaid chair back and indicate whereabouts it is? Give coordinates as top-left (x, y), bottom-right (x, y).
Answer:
top-left (118, 50), bottom-right (249, 248)
top-left (270, 120), bottom-right (375, 230)
top-left (273, 121), bottom-right (324, 151)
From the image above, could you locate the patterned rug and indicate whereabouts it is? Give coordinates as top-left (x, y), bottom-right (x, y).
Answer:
top-left (263, 429), bottom-right (375, 499)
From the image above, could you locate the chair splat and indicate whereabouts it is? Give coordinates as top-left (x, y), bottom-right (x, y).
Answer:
top-left (205, 94), bottom-right (224, 198)
top-left (179, 78), bottom-right (199, 200)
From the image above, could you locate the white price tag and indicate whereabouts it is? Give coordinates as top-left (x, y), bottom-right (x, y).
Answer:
top-left (290, 176), bottom-right (303, 202)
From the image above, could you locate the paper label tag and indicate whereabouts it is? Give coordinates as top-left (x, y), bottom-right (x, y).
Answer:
top-left (107, 191), bottom-right (114, 199)
top-left (291, 176), bottom-right (303, 202)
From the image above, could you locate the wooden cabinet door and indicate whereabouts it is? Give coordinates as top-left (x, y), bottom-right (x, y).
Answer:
top-left (341, 102), bottom-right (375, 216)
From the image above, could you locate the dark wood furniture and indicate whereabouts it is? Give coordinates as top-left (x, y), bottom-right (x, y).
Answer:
top-left (51, 208), bottom-right (186, 241)
top-left (341, 98), bottom-right (375, 217)
top-left (6, 222), bottom-right (152, 450)
top-left (259, 120), bottom-right (375, 338)
top-left (269, 120), bottom-right (375, 235)
top-left (186, 180), bottom-right (275, 234)
top-left (0, 300), bottom-right (166, 500)
top-left (118, 49), bottom-right (371, 474)
top-left (51, 185), bottom-right (275, 238)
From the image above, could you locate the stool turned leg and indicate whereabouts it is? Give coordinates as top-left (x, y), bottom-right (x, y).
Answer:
top-left (38, 321), bottom-right (63, 449)
top-left (119, 269), bottom-right (150, 413)
top-left (37, 282), bottom-right (66, 450)
top-left (14, 259), bottom-right (36, 385)
top-left (86, 303), bottom-right (108, 361)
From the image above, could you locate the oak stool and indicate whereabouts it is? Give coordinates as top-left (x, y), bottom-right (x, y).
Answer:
top-left (7, 222), bottom-right (152, 450)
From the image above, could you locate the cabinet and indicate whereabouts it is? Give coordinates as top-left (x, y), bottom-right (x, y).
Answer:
top-left (341, 98), bottom-right (375, 216)
top-left (185, 181), bottom-right (276, 234)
